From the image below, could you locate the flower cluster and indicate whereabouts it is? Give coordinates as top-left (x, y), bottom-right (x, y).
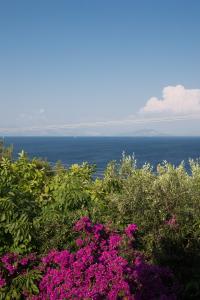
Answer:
top-left (125, 223), bottom-right (138, 238)
top-left (0, 218), bottom-right (178, 299)
top-left (165, 214), bottom-right (178, 229)
top-left (0, 274), bottom-right (6, 288)
top-left (1, 252), bottom-right (36, 275)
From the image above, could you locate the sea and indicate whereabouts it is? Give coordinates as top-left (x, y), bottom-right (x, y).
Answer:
top-left (3, 136), bottom-right (200, 176)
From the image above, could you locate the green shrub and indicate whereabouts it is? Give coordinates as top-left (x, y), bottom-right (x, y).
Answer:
top-left (0, 151), bottom-right (199, 298)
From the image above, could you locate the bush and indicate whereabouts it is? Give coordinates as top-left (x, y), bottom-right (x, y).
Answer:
top-left (0, 151), bottom-right (200, 298)
top-left (0, 218), bottom-right (178, 299)
top-left (96, 157), bottom-right (200, 298)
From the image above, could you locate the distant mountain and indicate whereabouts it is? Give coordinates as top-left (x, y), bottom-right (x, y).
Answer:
top-left (119, 129), bottom-right (169, 137)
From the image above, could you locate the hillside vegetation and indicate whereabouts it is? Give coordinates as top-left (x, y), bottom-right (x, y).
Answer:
top-left (0, 144), bottom-right (200, 299)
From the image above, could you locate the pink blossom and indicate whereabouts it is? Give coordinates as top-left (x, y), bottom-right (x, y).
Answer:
top-left (0, 275), bottom-right (6, 288)
top-left (125, 224), bottom-right (138, 238)
top-left (165, 214), bottom-right (178, 228)
top-left (75, 238), bottom-right (84, 247)
top-left (0, 218), bottom-right (178, 299)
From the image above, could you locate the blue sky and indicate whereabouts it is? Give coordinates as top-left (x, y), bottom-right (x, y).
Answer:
top-left (0, 0), bottom-right (200, 135)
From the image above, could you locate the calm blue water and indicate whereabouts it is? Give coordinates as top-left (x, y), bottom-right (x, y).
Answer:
top-left (3, 137), bottom-right (200, 175)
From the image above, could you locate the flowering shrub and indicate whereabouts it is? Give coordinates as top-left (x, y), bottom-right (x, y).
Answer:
top-left (1, 151), bottom-right (200, 298)
top-left (0, 218), bottom-right (178, 299)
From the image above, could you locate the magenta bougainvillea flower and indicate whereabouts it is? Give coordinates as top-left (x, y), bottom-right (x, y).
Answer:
top-left (0, 274), bottom-right (6, 288)
top-left (125, 223), bottom-right (138, 238)
top-left (0, 217), bottom-right (178, 299)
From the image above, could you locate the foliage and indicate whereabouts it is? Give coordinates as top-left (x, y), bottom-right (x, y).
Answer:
top-left (0, 252), bottom-right (41, 299)
top-left (0, 139), bottom-right (13, 161)
top-left (0, 150), bottom-right (200, 298)
top-left (97, 157), bottom-right (200, 299)
top-left (0, 152), bottom-right (49, 254)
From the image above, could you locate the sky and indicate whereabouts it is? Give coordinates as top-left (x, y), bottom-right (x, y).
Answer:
top-left (0, 0), bottom-right (200, 136)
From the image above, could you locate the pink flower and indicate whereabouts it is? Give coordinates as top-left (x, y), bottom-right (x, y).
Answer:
top-left (0, 218), bottom-right (178, 299)
top-left (125, 224), bottom-right (138, 238)
top-left (75, 238), bottom-right (84, 247)
top-left (0, 276), bottom-right (6, 288)
top-left (108, 234), bottom-right (122, 250)
top-left (20, 257), bottom-right (29, 266)
top-left (1, 253), bottom-right (19, 274)
top-left (74, 216), bottom-right (92, 232)
top-left (165, 214), bottom-right (178, 228)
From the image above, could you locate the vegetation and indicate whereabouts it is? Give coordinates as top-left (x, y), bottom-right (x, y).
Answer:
top-left (0, 218), bottom-right (178, 299)
top-left (0, 144), bottom-right (200, 299)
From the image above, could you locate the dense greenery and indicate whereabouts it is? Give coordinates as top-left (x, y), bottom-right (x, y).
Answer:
top-left (0, 143), bottom-right (200, 299)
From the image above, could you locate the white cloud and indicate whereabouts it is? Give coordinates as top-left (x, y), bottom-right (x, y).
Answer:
top-left (140, 85), bottom-right (200, 115)
top-left (2, 86), bottom-right (200, 135)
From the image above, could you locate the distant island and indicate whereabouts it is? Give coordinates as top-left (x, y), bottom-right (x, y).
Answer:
top-left (117, 129), bottom-right (169, 137)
